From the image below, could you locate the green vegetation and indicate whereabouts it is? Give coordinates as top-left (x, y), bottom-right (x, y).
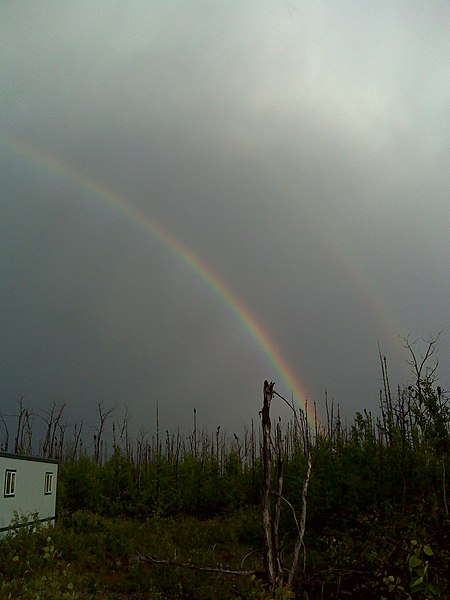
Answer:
top-left (1, 342), bottom-right (448, 598)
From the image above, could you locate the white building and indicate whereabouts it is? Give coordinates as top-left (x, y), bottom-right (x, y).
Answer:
top-left (0, 452), bottom-right (58, 536)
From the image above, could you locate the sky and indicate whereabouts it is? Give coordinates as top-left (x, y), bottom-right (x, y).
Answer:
top-left (1, 1), bottom-right (449, 445)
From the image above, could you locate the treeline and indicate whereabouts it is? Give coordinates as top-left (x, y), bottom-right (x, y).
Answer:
top-left (4, 385), bottom-right (447, 522)
top-left (3, 362), bottom-right (447, 526)
top-left (54, 385), bottom-right (447, 524)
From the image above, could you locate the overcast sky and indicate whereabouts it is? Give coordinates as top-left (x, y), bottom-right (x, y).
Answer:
top-left (1, 1), bottom-right (449, 443)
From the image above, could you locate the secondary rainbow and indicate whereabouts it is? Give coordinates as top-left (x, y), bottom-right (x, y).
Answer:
top-left (2, 135), bottom-right (318, 425)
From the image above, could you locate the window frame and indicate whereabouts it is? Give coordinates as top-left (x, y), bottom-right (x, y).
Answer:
top-left (44, 471), bottom-right (53, 495)
top-left (4, 469), bottom-right (16, 497)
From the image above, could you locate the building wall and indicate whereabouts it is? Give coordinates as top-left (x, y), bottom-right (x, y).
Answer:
top-left (0, 453), bottom-right (58, 535)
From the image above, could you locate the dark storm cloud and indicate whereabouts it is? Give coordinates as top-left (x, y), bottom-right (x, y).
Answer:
top-left (1, 1), bottom-right (448, 439)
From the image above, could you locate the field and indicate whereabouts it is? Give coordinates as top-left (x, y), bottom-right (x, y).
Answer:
top-left (1, 349), bottom-right (448, 599)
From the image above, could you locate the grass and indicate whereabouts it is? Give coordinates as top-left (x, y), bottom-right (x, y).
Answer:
top-left (1, 497), bottom-right (448, 599)
top-left (0, 508), bottom-right (268, 600)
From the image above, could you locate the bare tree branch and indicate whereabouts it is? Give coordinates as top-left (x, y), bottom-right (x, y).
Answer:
top-left (131, 554), bottom-right (256, 576)
top-left (288, 450), bottom-right (312, 585)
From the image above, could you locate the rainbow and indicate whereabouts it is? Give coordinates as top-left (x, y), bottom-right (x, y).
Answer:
top-left (1, 134), bottom-right (319, 425)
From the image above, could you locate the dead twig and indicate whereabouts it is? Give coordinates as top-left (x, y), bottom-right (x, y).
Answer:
top-left (131, 554), bottom-right (256, 576)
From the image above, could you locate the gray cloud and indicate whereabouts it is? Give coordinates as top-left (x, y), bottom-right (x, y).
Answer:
top-left (1, 1), bottom-right (448, 440)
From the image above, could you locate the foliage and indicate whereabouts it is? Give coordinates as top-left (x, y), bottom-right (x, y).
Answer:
top-left (0, 509), bottom-right (268, 599)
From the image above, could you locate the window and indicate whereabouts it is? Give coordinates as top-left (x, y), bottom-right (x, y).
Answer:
top-left (44, 472), bottom-right (53, 495)
top-left (4, 470), bottom-right (16, 497)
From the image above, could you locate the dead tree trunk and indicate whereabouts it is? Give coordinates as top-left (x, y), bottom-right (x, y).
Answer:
top-left (273, 419), bottom-right (285, 581)
top-left (14, 397), bottom-right (26, 454)
top-left (261, 381), bottom-right (314, 597)
top-left (93, 402), bottom-right (115, 464)
top-left (261, 380), bottom-right (284, 590)
top-left (287, 450), bottom-right (312, 585)
top-left (0, 415), bottom-right (9, 452)
top-left (261, 380), bottom-right (275, 586)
